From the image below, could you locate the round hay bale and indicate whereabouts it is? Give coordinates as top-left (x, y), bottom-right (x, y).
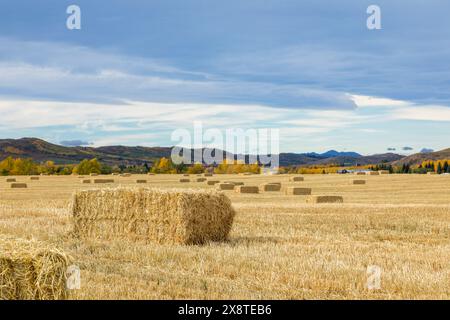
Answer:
top-left (306, 195), bottom-right (344, 204)
top-left (289, 176), bottom-right (304, 182)
top-left (235, 185), bottom-right (259, 194)
top-left (10, 183), bottom-right (27, 189)
top-left (285, 187), bottom-right (311, 195)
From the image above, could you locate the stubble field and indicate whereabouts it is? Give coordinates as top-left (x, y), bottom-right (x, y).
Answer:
top-left (0, 174), bottom-right (449, 299)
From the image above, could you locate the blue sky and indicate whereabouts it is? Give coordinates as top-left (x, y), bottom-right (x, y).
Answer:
top-left (0, 0), bottom-right (449, 154)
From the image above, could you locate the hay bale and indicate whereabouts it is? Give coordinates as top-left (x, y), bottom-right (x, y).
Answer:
top-left (285, 187), bottom-right (311, 195)
top-left (225, 181), bottom-right (244, 186)
top-left (196, 178), bottom-right (207, 182)
top-left (235, 186), bottom-right (259, 194)
top-left (78, 176), bottom-right (85, 179)
top-left (82, 180), bottom-right (91, 184)
top-left (306, 195), bottom-right (344, 204)
top-left (217, 183), bottom-right (235, 190)
top-left (179, 178), bottom-right (190, 183)
top-left (6, 178), bottom-right (16, 183)
top-left (93, 179), bottom-right (114, 184)
top-left (355, 172), bottom-right (366, 175)
top-left (378, 170), bottom-right (390, 175)
top-left (427, 172), bottom-right (437, 175)
top-left (147, 173), bottom-right (155, 176)
top-left (289, 176), bottom-right (304, 182)
top-left (11, 183), bottom-right (27, 189)
top-left (367, 171), bottom-right (380, 176)
top-left (71, 187), bottom-right (236, 245)
top-left (29, 176), bottom-right (39, 181)
top-left (352, 180), bottom-right (366, 185)
top-left (259, 183), bottom-right (281, 192)
top-left (207, 180), bottom-right (220, 186)
top-left (136, 180), bottom-right (147, 184)
top-left (183, 174), bottom-right (190, 177)
top-left (111, 173), bottom-right (119, 176)
top-left (204, 173), bottom-right (213, 177)
top-left (90, 173), bottom-right (99, 177)
top-left (0, 236), bottom-right (69, 300)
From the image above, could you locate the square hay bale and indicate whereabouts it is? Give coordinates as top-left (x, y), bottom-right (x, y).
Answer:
top-left (378, 170), bottom-right (390, 175)
top-left (183, 174), bottom-right (190, 177)
top-left (285, 187), bottom-right (311, 195)
top-left (11, 183), bottom-right (27, 189)
top-left (30, 176), bottom-right (40, 181)
top-left (235, 185), bottom-right (259, 194)
top-left (82, 180), bottom-right (91, 184)
top-left (204, 173), bottom-right (213, 177)
top-left (90, 173), bottom-right (99, 177)
top-left (289, 176), bottom-right (304, 182)
top-left (355, 172), bottom-right (366, 175)
top-left (179, 178), bottom-right (190, 183)
top-left (196, 178), bottom-right (207, 182)
top-left (136, 180), bottom-right (147, 184)
top-left (78, 176), bottom-right (85, 179)
top-left (427, 172), bottom-right (437, 175)
top-left (225, 181), bottom-right (244, 186)
top-left (71, 187), bottom-right (236, 245)
top-left (207, 180), bottom-right (220, 185)
top-left (217, 183), bottom-right (235, 190)
top-left (259, 183), bottom-right (281, 192)
top-left (352, 179), bottom-right (366, 185)
top-left (147, 173), bottom-right (155, 176)
top-left (6, 178), bottom-right (16, 183)
top-left (93, 179), bottom-right (114, 184)
top-left (0, 236), bottom-right (70, 300)
top-left (306, 195), bottom-right (344, 204)
top-left (367, 171), bottom-right (380, 176)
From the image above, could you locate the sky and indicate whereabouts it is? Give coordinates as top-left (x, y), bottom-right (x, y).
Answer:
top-left (0, 0), bottom-right (449, 155)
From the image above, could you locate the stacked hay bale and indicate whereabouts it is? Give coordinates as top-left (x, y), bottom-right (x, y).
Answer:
top-left (217, 183), bottom-right (235, 190)
top-left (235, 186), bottom-right (259, 194)
top-left (11, 183), bottom-right (27, 189)
top-left (289, 176), bottom-right (304, 182)
top-left (136, 180), bottom-right (147, 184)
top-left (306, 195), bottom-right (344, 203)
top-left (93, 179), bottom-right (114, 184)
top-left (352, 180), bottom-right (366, 185)
top-left (285, 187), bottom-right (311, 195)
top-left (207, 180), bottom-right (220, 186)
top-left (259, 183), bottom-right (281, 192)
top-left (71, 188), bottom-right (236, 245)
top-left (0, 236), bottom-right (70, 300)
top-left (6, 178), bottom-right (16, 183)
top-left (179, 178), bottom-right (190, 183)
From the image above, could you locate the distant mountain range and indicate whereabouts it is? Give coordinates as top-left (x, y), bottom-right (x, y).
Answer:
top-left (0, 137), bottom-right (444, 167)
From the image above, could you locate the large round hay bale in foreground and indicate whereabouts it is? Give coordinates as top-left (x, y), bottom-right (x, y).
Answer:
top-left (71, 188), bottom-right (236, 245)
top-left (235, 185), bottom-right (259, 194)
top-left (0, 236), bottom-right (70, 300)
top-left (352, 180), bottom-right (366, 185)
top-left (217, 183), bottom-right (235, 190)
top-left (93, 179), bottom-right (114, 184)
top-left (307, 195), bottom-right (344, 204)
top-left (179, 178), bottom-right (190, 183)
top-left (259, 183), bottom-right (281, 192)
top-left (136, 180), bottom-right (147, 184)
top-left (30, 176), bottom-right (39, 181)
top-left (6, 178), bottom-right (16, 183)
top-left (289, 176), bottom-right (304, 182)
top-left (11, 183), bottom-right (27, 189)
top-left (285, 187), bottom-right (311, 195)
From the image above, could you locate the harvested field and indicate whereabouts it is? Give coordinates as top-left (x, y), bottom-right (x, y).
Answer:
top-left (0, 174), bottom-right (449, 299)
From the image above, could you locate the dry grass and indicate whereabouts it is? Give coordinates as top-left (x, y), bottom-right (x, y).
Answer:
top-left (0, 174), bottom-right (449, 299)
